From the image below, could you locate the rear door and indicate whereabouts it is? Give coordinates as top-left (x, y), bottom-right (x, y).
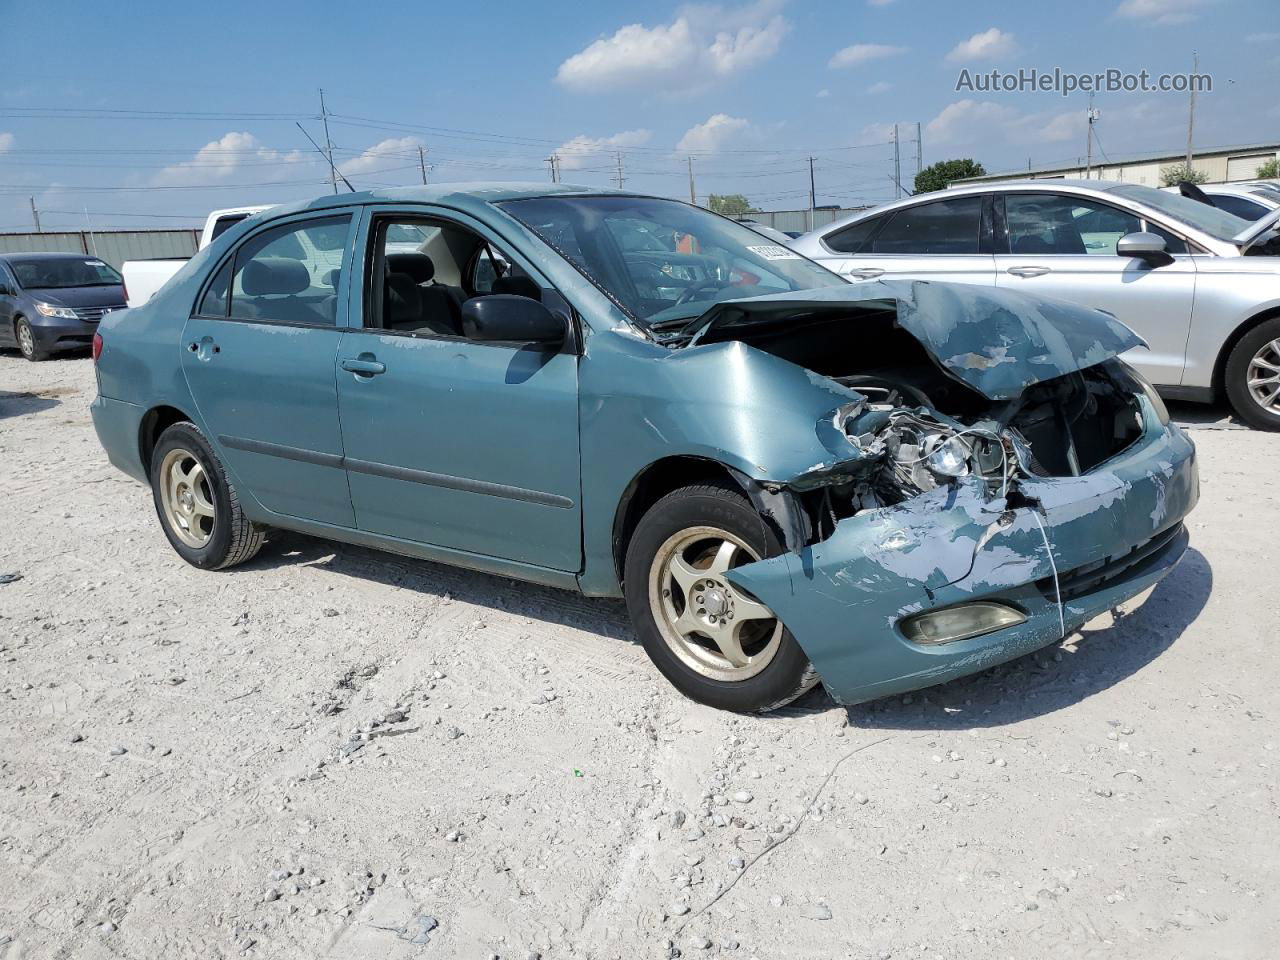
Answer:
top-left (994, 191), bottom-right (1196, 388)
top-left (817, 194), bottom-right (997, 286)
top-left (0, 262), bottom-right (16, 345)
top-left (180, 211), bottom-right (357, 527)
top-left (333, 206), bottom-right (582, 572)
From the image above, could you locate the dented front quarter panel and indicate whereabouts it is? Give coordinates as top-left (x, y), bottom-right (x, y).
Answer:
top-left (724, 401), bottom-right (1199, 706)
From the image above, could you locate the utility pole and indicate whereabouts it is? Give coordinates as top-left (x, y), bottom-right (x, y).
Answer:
top-left (687, 156), bottom-right (696, 205)
top-left (319, 88), bottom-right (337, 195)
top-left (915, 121), bottom-right (922, 187)
top-left (418, 145), bottom-right (429, 185)
top-left (1185, 50), bottom-right (1198, 174)
top-left (614, 151), bottom-right (626, 189)
top-left (892, 124), bottom-right (902, 199)
top-left (29, 197), bottom-right (41, 232)
top-left (1085, 93), bottom-right (1099, 178)
top-left (545, 155), bottom-right (560, 183)
top-left (807, 156), bottom-right (817, 233)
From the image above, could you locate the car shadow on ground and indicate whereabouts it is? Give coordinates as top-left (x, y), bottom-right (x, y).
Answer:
top-left (1167, 399), bottom-right (1247, 430)
top-left (243, 529), bottom-right (638, 646)
top-left (823, 546), bottom-right (1214, 730)
top-left (0, 388), bottom-right (60, 420)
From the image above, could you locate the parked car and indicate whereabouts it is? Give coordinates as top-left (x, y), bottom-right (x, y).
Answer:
top-left (0, 252), bottom-right (128, 361)
top-left (791, 180), bottom-right (1280, 430)
top-left (1164, 181), bottom-right (1280, 221)
top-left (736, 219), bottom-right (798, 246)
top-left (90, 184), bottom-right (1198, 712)
top-left (122, 205), bottom-right (275, 308)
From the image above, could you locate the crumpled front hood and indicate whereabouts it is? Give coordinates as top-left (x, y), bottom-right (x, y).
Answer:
top-left (686, 279), bottom-right (1146, 401)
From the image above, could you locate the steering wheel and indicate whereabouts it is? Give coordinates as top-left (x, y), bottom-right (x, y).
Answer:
top-left (674, 279), bottom-right (726, 306)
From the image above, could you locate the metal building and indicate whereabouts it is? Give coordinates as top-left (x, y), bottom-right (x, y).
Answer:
top-left (952, 142), bottom-right (1280, 189)
top-left (0, 229), bottom-right (199, 270)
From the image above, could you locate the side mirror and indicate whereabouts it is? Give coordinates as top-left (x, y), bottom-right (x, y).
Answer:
top-left (1117, 232), bottom-right (1171, 264)
top-left (461, 294), bottom-right (564, 344)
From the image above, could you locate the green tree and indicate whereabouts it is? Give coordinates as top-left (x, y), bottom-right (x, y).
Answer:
top-left (1256, 158), bottom-right (1280, 179)
top-left (914, 159), bottom-right (986, 194)
top-left (708, 194), bottom-right (757, 216)
top-left (1160, 163), bottom-right (1208, 186)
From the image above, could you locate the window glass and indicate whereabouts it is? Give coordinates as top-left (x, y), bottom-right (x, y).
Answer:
top-left (471, 246), bottom-right (512, 293)
top-left (198, 258), bottom-right (233, 316)
top-left (1108, 183), bottom-right (1249, 241)
top-left (10, 257), bottom-right (123, 289)
top-left (1143, 221), bottom-right (1188, 254)
top-left (869, 197), bottom-right (983, 254)
top-left (1006, 194), bottom-right (1140, 255)
top-left (228, 216), bottom-right (350, 325)
top-left (209, 214), bottom-right (249, 243)
top-left (824, 217), bottom-right (882, 254)
top-left (500, 196), bottom-right (843, 329)
top-left (1209, 194), bottom-right (1268, 221)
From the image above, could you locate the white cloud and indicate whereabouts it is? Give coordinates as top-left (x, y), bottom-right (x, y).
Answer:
top-left (1245, 31), bottom-right (1280, 43)
top-left (1115, 0), bottom-right (1211, 25)
top-left (555, 2), bottom-right (788, 93)
top-left (945, 28), bottom-right (1018, 62)
top-left (339, 136), bottom-right (424, 176)
top-left (0, 132), bottom-right (13, 154)
top-left (1035, 110), bottom-right (1084, 143)
top-left (155, 131), bottom-right (304, 185)
top-left (676, 114), bottom-right (749, 154)
top-left (816, 88), bottom-right (832, 98)
top-left (867, 80), bottom-right (894, 95)
top-left (829, 43), bottom-right (908, 68)
top-left (552, 129), bottom-right (652, 170)
top-left (925, 99), bottom-right (1020, 143)
top-left (867, 0), bottom-right (896, 5)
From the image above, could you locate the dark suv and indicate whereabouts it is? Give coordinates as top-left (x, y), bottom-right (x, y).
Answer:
top-left (0, 252), bottom-right (128, 361)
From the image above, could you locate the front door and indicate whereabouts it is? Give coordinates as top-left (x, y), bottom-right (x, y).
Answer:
top-left (995, 192), bottom-right (1196, 388)
top-left (181, 212), bottom-right (357, 527)
top-left (334, 209), bottom-right (582, 572)
top-left (0, 263), bottom-right (17, 346)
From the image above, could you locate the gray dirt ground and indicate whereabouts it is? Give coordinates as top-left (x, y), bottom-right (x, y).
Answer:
top-left (0, 353), bottom-right (1277, 960)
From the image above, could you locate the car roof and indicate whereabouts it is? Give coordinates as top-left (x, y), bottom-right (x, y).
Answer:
top-left (0, 251), bottom-right (110, 262)
top-left (259, 181), bottom-right (636, 223)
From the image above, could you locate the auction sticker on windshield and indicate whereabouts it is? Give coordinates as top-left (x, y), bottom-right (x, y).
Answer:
top-left (747, 244), bottom-right (800, 260)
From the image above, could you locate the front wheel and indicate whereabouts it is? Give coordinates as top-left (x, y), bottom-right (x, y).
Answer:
top-left (623, 483), bottom-right (818, 713)
top-left (15, 318), bottom-right (48, 361)
top-left (150, 422), bottom-right (265, 569)
top-left (1225, 318), bottom-right (1280, 431)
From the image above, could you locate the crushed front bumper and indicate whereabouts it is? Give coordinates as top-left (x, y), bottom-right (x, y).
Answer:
top-left (725, 415), bottom-right (1198, 706)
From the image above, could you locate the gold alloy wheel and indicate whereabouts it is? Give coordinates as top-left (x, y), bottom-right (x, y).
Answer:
top-left (1247, 337), bottom-right (1280, 414)
top-left (159, 447), bottom-right (215, 548)
top-left (648, 525), bottom-right (783, 682)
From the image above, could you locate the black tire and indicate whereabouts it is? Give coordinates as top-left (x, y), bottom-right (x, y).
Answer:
top-left (623, 482), bottom-right (819, 713)
top-left (1224, 318), bottom-right (1280, 431)
top-left (150, 422), bottom-right (265, 570)
top-left (15, 317), bottom-right (48, 362)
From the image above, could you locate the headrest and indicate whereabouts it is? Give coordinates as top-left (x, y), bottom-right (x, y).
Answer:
top-left (492, 274), bottom-right (541, 301)
top-left (386, 252), bottom-right (435, 284)
top-left (242, 257), bottom-right (310, 296)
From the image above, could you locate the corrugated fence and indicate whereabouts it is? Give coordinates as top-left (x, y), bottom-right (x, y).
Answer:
top-left (0, 229), bottom-right (199, 270)
top-left (737, 207), bottom-right (868, 236)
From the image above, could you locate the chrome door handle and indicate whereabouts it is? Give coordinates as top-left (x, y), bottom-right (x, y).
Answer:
top-left (846, 267), bottom-right (885, 280)
top-left (1007, 266), bottom-right (1051, 278)
top-left (341, 356), bottom-right (386, 377)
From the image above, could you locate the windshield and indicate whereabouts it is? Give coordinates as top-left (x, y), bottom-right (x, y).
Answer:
top-left (11, 257), bottom-right (123, 289)
top-left (499, 195), bottom-right (845, 329)
top-left (1108, 184), bottom-right (1251, 242)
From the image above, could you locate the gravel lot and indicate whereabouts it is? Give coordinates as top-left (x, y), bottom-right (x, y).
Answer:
top-left (1, 352), bottom-right (1278, 960)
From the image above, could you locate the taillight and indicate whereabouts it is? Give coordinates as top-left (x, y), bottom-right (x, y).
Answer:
top-left (92, 331), bottom-right (103, 363)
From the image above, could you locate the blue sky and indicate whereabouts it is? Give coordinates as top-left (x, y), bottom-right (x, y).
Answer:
top-left (0, 0), bottom-right (1275, 231)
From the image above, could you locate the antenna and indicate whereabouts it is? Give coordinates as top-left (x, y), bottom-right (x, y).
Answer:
top-left (296, 122), bottom-right (356, 192)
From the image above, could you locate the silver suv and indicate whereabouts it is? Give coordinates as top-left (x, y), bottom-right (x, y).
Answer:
top-left (791, 180), bottom-right (1280, 430)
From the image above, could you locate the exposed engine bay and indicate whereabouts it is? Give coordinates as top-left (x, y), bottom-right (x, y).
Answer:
top-left (698, 305), bottom-right (1148, 527)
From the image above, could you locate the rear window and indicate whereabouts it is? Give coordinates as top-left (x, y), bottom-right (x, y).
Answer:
top-left (11, 258), bottom-right (123, 289)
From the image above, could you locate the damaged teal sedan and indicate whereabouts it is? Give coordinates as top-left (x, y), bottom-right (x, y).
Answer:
top-left (89, 185), bottom-right (1198, 712)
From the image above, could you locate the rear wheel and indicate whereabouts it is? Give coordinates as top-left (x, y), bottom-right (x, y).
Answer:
top-left (623, 483), bottom-right (818, 712)
top-left (15, 318), bottom-right (48, 361)
top-left (150, 422), bottom-right (265, 569)
top-left (1225, 318), bottom-right (1280, 431)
